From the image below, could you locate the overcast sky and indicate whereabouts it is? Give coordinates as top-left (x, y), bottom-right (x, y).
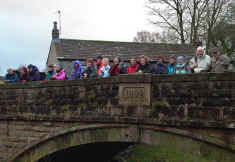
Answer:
top-left (0, 0), bottom-right (156, 75)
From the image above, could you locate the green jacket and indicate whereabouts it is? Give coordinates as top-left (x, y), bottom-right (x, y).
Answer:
top-left (46, 71), bottom-right (55, 80)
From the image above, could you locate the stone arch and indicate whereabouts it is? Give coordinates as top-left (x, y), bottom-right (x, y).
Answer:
top-left (10, 124), bottom-right (235, 162)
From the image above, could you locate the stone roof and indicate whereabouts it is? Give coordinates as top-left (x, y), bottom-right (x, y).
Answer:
top-left (54, 39), bottom-right (195, 61)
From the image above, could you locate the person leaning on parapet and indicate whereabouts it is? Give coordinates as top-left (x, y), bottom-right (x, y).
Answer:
top-left (109, 57), bottom-right (127, 76)
top-left (51, 64), bottom-right (66, 80)
top-left (168, 55), bottom-right (176, 75)
top-left (45, 64), bottom-right (55, 81)
top-left (211, 54), bottom-right (233, 73)
top-left (70, 60), bottom-right (84, 80)
top-left (94, 56), bottom-right (104, 76)
top-left (4, 68), bottom-right (19, 83)
top-left (19, 66), bottom-right (29, 82)
top-left (100, 58), bottom-right (111, 78)
top-left (136, 55), bottom-right (153, 73)
top-left (127, 57), bottom-right (139, 74)
top-left (109, 57), bottom-right (121, 76)
top-left (152, 56), bottom-right (168, 74)
top-left (175, 56), bottom-right (189, 74)
top-left (189, 46), bottom-right (211, 73)
top-left (27, 64), bottom-right (41, 81)
top-left (83, 58), bottom-right (98, 79)
top-left (208, 48), bottom-right (220, 72)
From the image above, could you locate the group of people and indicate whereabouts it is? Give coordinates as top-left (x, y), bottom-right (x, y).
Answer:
top-left (4, 46), bottom-right (234, 83)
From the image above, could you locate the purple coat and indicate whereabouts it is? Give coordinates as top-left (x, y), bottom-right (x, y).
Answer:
top-left (28, 66), bottom-right (41, 81)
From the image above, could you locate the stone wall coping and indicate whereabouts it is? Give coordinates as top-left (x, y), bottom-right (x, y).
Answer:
top-left (0, 73), bottom-right (235, 89)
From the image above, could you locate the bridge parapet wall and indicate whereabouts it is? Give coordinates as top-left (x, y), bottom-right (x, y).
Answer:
top-left (0, 73), bottom-right (235, 127)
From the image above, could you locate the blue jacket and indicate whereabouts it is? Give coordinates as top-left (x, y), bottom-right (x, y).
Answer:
top-left (70, 60), bottom-right (84, 80)
top-left (100, 65), bottom-right (111, 78)
top-left (5, 73), bottom-right (19, 83)
top-left (168, 64), bottom-right (175, 75)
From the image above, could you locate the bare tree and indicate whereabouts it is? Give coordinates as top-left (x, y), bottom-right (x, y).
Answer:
top-left (147, 0), bottom-right (188, 44)
top-left (133, 30), bottom-right (163, 43)
top-left (203, 0), bottom-right (230, 50)
top-left (133, 30), bottom-right (179, 43)
top-left (147, 0), bottom-right (230, 50)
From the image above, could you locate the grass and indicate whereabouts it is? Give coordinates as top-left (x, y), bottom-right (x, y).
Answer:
top-left (122, 144), bottom-right (211, 162)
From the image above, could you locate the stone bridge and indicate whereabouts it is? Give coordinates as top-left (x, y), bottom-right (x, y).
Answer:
top-left (1, 73), bottom-right (235, 162)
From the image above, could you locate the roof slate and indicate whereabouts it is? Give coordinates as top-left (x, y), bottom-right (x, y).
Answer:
top-left (54, 39), bottom-right (195, 61)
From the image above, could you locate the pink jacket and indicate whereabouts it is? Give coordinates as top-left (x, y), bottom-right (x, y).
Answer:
top-left (52, 69), bottom-right (66, 80)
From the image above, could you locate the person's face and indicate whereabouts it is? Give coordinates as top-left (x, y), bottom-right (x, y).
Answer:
top-left (113, 58), bottom-right (119, 65)
top-left (75, 63), bottom-right (79, 69)
top-left (103, 60), bottom-right (108, 66)
top-left (20, 70), bottom-right (25, 75)
top-left (169, 58), bottom-right (175, 64)
top-left (177, 59), bottom-right (183, 64)
top-left (48, 67), bottom-right (53, 72)
top-left (97, 59), bottom-right (102, 64)
top-left (158, 58), bottom-right (163, 63)
top-left (7, 69), bottom-right (13, 75)
top-left (197, 49), bottom-right (203, 57)
top-left (29, 67), bottom-right (33, 72)
top-left (55, 65), bottom-right (61, 72)
top-left (140, 58), bottom-right (146, 66)
top-left (130, 59), bottom-right (136, 65)
top-left (212, 52), bottom-right (219, 58)
top-left (87, 62), bottom-right (92, 68)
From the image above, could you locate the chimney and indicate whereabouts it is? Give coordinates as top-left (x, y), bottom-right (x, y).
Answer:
top-left (52, 21), bottom-right (59, 40)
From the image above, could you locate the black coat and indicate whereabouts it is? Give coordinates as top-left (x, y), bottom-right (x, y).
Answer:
top-left (136, 63), bottom-right (153, 73)
top-left (83, 65), bottom-right (98, 78)
top-left (152, 62), bottom-right (168, 74)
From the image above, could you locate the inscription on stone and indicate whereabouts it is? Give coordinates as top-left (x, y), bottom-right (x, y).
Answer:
top-left (119, 84), bottom-right (151, 105)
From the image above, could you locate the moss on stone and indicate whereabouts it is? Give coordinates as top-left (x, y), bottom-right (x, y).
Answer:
top-left (87, 90), bottom-right (96, 99)
top-left (61, 105), bottom-right (71, 111)
top-left (152, 101), bottom-right (170, 108)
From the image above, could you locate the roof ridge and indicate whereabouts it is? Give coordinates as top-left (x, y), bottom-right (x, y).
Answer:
top-left (59, 38), bottom-right (192, 46)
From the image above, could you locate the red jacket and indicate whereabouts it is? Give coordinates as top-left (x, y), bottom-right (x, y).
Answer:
top-left (127, 64), bottom-right (139, 74)
top-left (110, 64), bottom-right (120, 76)
top-left (94, 62), bottom-right (104, 76)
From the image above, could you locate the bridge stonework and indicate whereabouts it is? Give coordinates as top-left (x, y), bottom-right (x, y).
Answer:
top-left (1, 74), bottom-right (235, 161)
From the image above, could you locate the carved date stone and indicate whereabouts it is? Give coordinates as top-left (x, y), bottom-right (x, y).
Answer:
top-left (119, 83), bottom-right (151, 106)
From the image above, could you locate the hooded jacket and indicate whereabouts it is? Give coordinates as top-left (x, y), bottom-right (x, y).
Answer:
top-left (28, 65), bottom-right (41, 81)
top-left (70, 60), bottom-right (84, 80)
top-left (189, 53), bottom-right (211, 73)
top-left (4, 72), bottom-right (19, 83)
top-left (52, 69), bottom-right (66, 80)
